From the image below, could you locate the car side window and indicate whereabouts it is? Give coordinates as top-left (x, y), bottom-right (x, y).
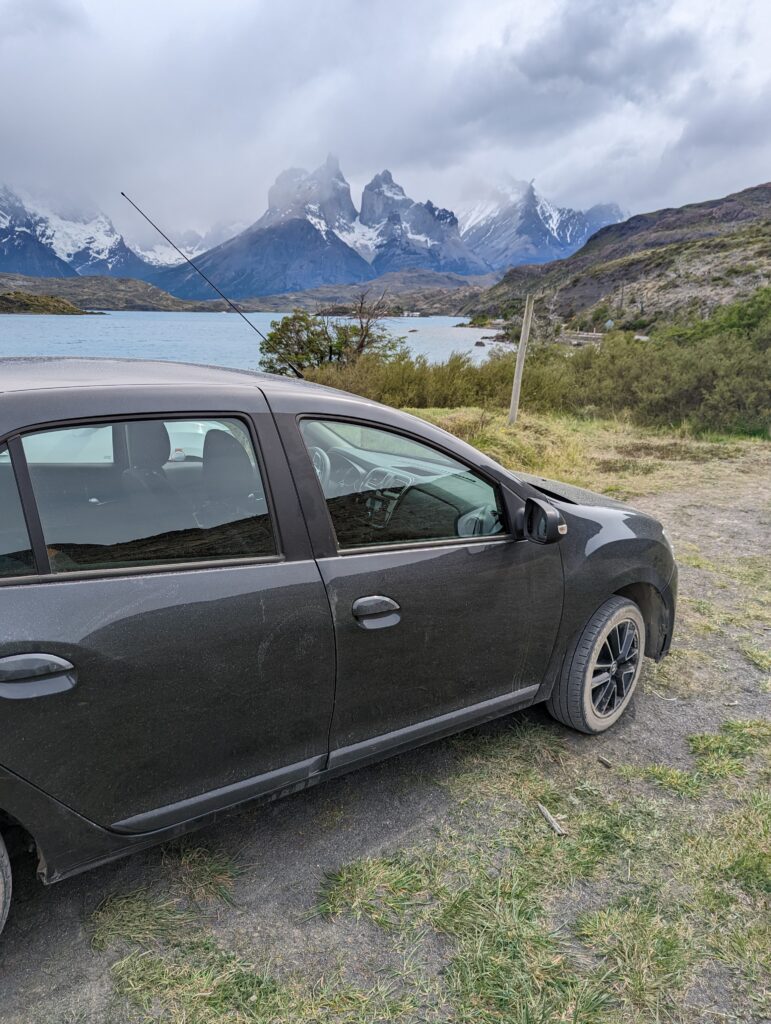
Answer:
top-left (0, 445), bottom-right (36, 578)
top-left (300, 419), bottom-right (505, 550)
top-left (21, 418), bottom-right (276, 573)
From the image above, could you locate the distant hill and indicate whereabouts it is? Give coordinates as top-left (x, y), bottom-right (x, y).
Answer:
top-left (0, 291), bottom-right (89, 314)
top-left (0, 272), bottom-right (221, 311)
top-left (464, 182), bottom-right (771, 328)
top-left (242, 269), bottom-right (498, 314)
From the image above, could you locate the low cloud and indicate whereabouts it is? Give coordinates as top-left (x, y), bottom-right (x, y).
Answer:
top-left (1, 0), bottom-right (768, 244)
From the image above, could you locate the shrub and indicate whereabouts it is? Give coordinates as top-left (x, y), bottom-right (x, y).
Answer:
top-left (298, 289), bottom-right (771, 435)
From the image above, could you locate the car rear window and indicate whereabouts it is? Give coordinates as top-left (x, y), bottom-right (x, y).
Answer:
top-left (20, 417), bottom-right (277, 573)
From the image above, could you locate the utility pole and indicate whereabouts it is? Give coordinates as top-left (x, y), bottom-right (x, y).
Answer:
top-left (508, 293), bottom-right (534, 425)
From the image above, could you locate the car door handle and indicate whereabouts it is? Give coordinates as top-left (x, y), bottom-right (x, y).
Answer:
top-left (351, 595), bottom-right (401, 630)
top-left (0, 654), bottom-right (77, 699)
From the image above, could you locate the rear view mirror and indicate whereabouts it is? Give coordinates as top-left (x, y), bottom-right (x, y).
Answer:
top-left (521, 496), bottom-right (566, 544)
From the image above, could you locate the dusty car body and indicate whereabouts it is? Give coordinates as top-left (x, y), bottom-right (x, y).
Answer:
top-left (0, 357), bottom-right (676, 931)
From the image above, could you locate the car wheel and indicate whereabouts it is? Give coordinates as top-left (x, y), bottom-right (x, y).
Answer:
top-left (547, 596), bottom-right (646, 734)
top-left (0, 832), bottom-right (11, 937)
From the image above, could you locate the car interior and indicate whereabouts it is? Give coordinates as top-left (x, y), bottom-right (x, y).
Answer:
top-left (0, 419), bottom-right (276, 575)
top-left (300, 419), bottom-right (505, 548)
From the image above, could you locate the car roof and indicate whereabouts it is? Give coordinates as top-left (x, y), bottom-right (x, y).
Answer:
top-left (0, 356), bottom-right (338, 398)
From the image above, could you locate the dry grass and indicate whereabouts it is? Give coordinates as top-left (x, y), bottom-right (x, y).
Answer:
top-left (409, 407), bottom-right (760, 500)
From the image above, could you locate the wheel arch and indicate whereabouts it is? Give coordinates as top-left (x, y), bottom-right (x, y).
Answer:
top-left (0, 807), bottom-right (37, 861)
top-left (614, 581), bottom-right (670, 659)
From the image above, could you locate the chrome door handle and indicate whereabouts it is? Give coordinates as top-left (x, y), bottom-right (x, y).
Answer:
top-left (351, 595), bottom-right (401, 630)
top-left (0, 654), bottom-right (77, 699)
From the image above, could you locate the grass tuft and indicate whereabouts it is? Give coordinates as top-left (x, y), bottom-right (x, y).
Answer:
top-left (688, 719), bottom-right (771, 779)
top-left (164, 843), bottom-right (240, 905)
top-left (576, 896), bottom-right (695, 1014)
top-left (90, 890), bottom-right (194, 951)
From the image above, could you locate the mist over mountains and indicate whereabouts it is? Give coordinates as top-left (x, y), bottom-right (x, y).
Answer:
top-left (0, 159), bottom-right (623, 298)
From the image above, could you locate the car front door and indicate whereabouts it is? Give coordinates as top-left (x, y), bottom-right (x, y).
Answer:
top-left (271, 397), bottom-right (564, 765)
top-left (0, 388), bottom-right (335, 832)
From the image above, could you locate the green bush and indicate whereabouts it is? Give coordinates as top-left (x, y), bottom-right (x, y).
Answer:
top-left (300, 289), bottom-right (771, 435)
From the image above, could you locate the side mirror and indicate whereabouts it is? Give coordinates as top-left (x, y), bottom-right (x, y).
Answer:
top-left (518, 496), bottom-right (566, 544)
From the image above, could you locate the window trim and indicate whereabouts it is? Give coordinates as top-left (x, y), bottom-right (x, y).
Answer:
top-left (1, 411), bottom-right (283, 582)
top-left (6, 435), bottom-right (50, 575)
top-left (297, 413), bottom-right (512, 556)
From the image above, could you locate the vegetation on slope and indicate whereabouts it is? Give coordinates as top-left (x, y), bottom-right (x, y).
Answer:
top-left (0, 290), bottom-right (90, 314)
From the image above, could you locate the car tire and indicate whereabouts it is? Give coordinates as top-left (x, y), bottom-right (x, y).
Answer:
top-left (0, 832), bottom-right (11, 937)
top-left (547, 596), bottom-right (646, 734)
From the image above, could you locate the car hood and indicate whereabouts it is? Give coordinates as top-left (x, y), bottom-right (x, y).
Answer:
top-left (514, 472), bottom-right (643, 514)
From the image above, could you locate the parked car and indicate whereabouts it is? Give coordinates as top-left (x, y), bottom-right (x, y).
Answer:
top-left (0, 357), bottom-right (676, 935)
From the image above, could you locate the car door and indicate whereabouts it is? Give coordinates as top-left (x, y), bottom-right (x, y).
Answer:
top-left (0, 389), bottom-right (335, 832)
top-left (270, 396), bottom-right (564, 763)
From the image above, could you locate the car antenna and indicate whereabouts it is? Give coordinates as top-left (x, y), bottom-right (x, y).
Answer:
top-left (120, 191), bottom-right (304, 379)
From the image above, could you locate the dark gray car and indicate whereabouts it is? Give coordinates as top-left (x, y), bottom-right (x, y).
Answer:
top-left (0, 357), bottom-right (676, 936)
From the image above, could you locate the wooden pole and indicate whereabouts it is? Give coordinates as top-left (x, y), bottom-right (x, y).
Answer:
top-left (508, 293), bottom-right (534, 425)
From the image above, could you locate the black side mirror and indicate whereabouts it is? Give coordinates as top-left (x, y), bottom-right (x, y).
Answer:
top-left (518, 496), bottom-right (566, 544)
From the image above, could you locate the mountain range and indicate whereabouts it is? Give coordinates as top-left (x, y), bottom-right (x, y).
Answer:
top-left (464, 181), bottom-right (771, 327)
top-left (0, 160), bottom-right (622, 298)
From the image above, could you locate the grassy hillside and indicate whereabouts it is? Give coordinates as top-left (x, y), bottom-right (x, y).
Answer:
top-left (0, 290), bottom-right (90, 314)
top-left (464, 182), bottom-right (771, 330)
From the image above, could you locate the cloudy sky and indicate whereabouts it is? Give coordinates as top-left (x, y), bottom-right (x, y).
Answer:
top-left (2, 0), bottom-right (770, 245)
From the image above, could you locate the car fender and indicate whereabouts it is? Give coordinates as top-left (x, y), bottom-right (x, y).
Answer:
top-left (536, 500), bottom-right (676, 699)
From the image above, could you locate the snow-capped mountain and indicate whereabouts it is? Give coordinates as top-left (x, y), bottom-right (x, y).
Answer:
top-left (459, 181), bottom-right (624, 269)
top-left (0, 185), bottom-right (152, 278)
top-left (153, 157), bottom-right (372, 300)
top-left (1, 165), bottom-right (622, 298)
top-left (352, 170), bottom-right (489, 276)
top-left (1, 185), bottom-right (78, 277)
top-left (156, 157), bottom-right (489, 298)
top-left (136, 222), bottom-right (248, 268)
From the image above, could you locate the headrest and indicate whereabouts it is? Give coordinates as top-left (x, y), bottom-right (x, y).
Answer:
top-left (203, 430), bottom-right (258, 500)
top-left (126, 420), bottom-right (171, 470)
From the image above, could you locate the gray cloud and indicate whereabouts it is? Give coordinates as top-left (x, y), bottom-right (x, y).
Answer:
top-left (0, 0), bottom-right (769, 245)
top-left (1, 0), bottom-right (86, 37)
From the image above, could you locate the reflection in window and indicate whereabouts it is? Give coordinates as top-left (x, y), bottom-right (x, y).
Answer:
top-left (300, 419), bottom-right (505, 550)
top-left (22, 418), bottom-right (276, 573)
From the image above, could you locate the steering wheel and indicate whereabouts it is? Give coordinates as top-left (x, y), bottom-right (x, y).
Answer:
top-left (307, 446), bottom-right (332, 491)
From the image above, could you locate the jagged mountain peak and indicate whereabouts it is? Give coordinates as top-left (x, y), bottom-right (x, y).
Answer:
top-left (259, 156), bottom-right (357, 233)
top-left (459, 179), bottom-right (623, 269)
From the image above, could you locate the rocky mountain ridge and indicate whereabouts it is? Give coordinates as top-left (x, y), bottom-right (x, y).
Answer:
top-left (0, 162), bottom-right (621, 298)
top-left (464, 182), bottom-right (771, 328)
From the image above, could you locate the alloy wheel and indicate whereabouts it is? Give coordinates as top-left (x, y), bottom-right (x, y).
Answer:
top-left (590, 618), bottom-right (641, 717)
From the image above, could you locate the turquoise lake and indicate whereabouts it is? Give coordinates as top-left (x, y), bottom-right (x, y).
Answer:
top-left (0, 311), bottom-right (497, 371)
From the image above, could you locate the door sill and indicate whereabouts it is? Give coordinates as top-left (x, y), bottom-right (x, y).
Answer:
top-left (327, 685), bottom-right (540, 773)
top-left (111, 754), bottom-right (326, 834)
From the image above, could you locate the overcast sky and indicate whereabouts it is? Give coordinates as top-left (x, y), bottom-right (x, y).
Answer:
top-left (2, 0), bottom-right (770, 245)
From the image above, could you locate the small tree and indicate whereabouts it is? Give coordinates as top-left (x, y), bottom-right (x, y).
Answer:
top-left (260, 290), bottom-right (403, 375)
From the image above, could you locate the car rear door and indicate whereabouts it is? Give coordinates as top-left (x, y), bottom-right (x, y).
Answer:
top-left (268, 391), bottom-right (564, 764)
top-left (0, 386), bottom-right (335, 832)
